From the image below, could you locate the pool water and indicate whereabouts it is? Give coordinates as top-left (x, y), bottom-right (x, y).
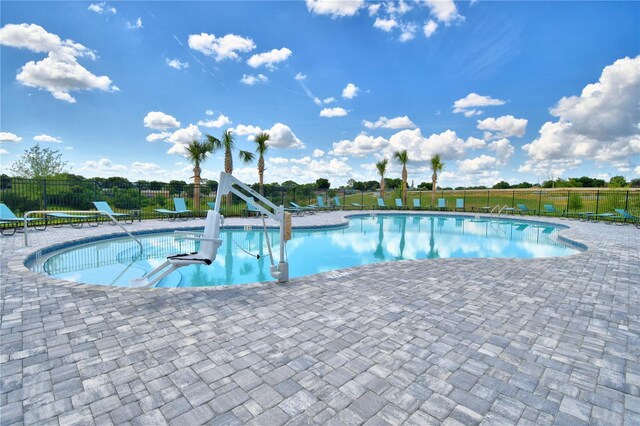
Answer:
top-left (30, 215), bottom-right (580, 288)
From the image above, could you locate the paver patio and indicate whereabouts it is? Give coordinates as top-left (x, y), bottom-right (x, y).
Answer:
top-left (1, 211), bottom-right (639, 425)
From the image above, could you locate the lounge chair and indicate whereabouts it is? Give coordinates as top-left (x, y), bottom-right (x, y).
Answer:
top-left (155, 208), bottom-right (187, 221)
top-left (395, 198), bottom-right (404, 209)
top-left (455, 199), bottom-right (465, 211)
top-left (437, 198), bottom-right (448, 211)
top-left (0, 221), bottom-right (16, 236)
top-left (543, 204), bottom-right (561, 216)
top-left (316, 196), bottom-right (330, 211)
top-left (333, 197), bottom-right (343, 210)
top-left (614, 209), bottom-right (640, 227)
top-left (46, 212), bottom-right (99, 228)
top-left (413, 199), bottom-right (421, 209)
top-left (0, 203), bottom-right (47, 231)
top-left (93, 201), bottom-right (133, 224)
top-left (207, 202), bottom-right (216, 210)
top-left (516, 204), bottom-right (536, 215)
top-left (351, 202), bottom-right (364, 209)
top-left (285, 205), bottom-right (306, 216)
top-left (245, 201), bottom-right (263, 217)
top-left (173, 198), bottom-right (192, 219)
top-left (290, 202), bottom-right (316, 214)
top-left (377, 198), bottom-right (387, 209)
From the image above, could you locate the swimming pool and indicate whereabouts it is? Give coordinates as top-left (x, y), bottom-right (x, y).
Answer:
top-left (29, 214), bottom-right (581, 288)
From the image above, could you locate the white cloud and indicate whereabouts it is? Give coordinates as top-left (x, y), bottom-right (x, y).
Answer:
top-left (342, 83), bottom-right (359, 99)
top-left (240, 74), bottom-right (269, 85)
top-left (267, 123), bottom-right (305, 149)
top-left (127, 17), bottom-right (143, 30)
top-left (373, 17), bottom-right (398, 32)
top-left (522, 56), bottom-right (640, 173)
top-left (423, 20), bottom-right (438, 37)
top-left (363, 116), bottom-right (416, 129)
top-left (0, 149), bottom-right (8, 155)
top-left (205, 109), bottom-right (214, 116)
top-left (306, 0), bottom-right (364, 18)
top-left (458, 155), bottom-right (497, 173)
top-left (313, 149), bottom-right (325, 157)
top-left (146, 131), bottom-right (171, 142)
top-left (33, 134), bottom-right (62, 143)
top-left (488, 138), bottom-right (515, 164)
top-left (295, 72), bottom-right (307, 81)
top-left (188, 32), bottom-right (256, 61)
top-left (320, 107), bottom-right (348, 117)
top-left (88, 2), bottom-right (116, 14)
top-left (386, 0), bottom-right (412, 15)
top-left (166, 58), bottom-right (189, 69)
top-left (235, 156), bottom-right (352, 185)
top-left (0, 23), bottom-right (118, 103)
top-left (232, 124), bottom-right (263, 137)
top-left (323, 97), bottom-right (335, 104)
top-left (0, 132), bottom-right (22, 143)
top-left (384, 128), bottom-right (468, 162)
top-left (198, 115), bottom-right (231, 128)
top-left (143, 111), bottom-right (180, 130)
top-left (247, 48), bottom-right (292, 69)
top-left (168, 124), bottom-right (201, 145)
top-left (76, 158), bottom-right (172, 180)
top-left (453, 93), bottom-right (506, 115)
top-left (368, 3), bottom-right (381, 16)
top-left (423, 0), bottom-right (462, 24)
top-left (399, 22), bottom-right (417, 42)
top-left (477, 115), bottom-right (528, 138)
top-left (464, 137), bottom-right (486, 149)
top-left (329, 133), bottom-right (389, 157)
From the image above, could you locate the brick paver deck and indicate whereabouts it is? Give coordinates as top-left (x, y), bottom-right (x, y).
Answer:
top-left (1, 211), bottom-right (639, 425)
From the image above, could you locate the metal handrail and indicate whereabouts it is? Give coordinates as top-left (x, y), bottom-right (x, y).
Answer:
top-left (23, 210), bottom-right (143, 252)
top-left (498, 205), bottom-right (509, 215)
top-left (489, 205), bottom-right (500, 217)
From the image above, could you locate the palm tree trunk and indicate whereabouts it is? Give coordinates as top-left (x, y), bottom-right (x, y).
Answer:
top-left (431, 172), bottom-right (437, 208)
top-left (193, 166), bottom-right (201, 214)
top-left (380, 178), bottom-right (385, 199)
top-left (225, 149), bottom-right (233, 206)
top-left (402, 166), bottom-right (408, 205)
top-left (258, 155), bottom-right (265, 196)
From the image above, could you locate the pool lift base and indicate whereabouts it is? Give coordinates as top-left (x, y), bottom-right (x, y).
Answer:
top-left (131, 172), bottom-right (290, 288)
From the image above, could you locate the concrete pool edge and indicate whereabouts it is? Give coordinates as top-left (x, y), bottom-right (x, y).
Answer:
top-left (12, 211), bottom-right (593, 292)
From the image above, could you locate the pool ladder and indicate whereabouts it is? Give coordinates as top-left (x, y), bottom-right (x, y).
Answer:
top-left (489, 205), bottom-right (501, 217)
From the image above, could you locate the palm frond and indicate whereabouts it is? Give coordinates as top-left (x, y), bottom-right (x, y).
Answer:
top-left (238, 150), bottom-right (255, 163)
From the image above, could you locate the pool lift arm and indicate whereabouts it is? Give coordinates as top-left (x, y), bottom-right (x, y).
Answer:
top-left (131, 172), bottom-right (289, 288)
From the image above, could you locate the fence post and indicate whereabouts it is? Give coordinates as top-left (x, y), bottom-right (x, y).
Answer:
top-left (486, 190), bottom-right (490, 208)
top-left (281, 188), bottom-right (285, 206)
top-left (537, 190), bottom-right (542, 215)
top-left (512, 190), bottom-right (515, 207)
top-left (625, 190), bottom-right (629, 210)
top-left (595, 190), bottom-right (600, 214)
top-left (463, 190), bottom-right (466, 210)
top-left (138, 182), bottom-right (142, 213)
top-left (566, 190), bottom-right (570, 215)
top-left (42, 179), bottom-right (47, 210)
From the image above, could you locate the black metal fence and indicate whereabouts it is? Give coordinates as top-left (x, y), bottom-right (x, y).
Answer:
top-left (1, 177), bottom-right (638, 221)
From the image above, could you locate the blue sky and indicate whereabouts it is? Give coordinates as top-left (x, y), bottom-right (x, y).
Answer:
top-left (1, 0), bottom-right (639, 187)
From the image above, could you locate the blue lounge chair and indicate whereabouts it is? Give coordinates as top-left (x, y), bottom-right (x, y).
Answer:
top-left (377, 198), bottom-right (387, 209)
top-left (155, 208), bottom-right (186, 221)
top-left (244, 200), bottom-right (263, 217)
top-left (351, 202), bottom-right (364, 209)
top-left (316, 196), bottom-right (330, 211)
top-left (0, 220), bottom-right (16, 236)
top-left (437, 198), bottom-right (447, 211)
top-left (0, 203), bottom-right (47, 231)
top-left (207, 202), bottom-right (216, 210)
top-left (395, 198), bottom-right (404, 208)
top-left (455, 199), bottom-right (465, 211)
top-left (46, 212), bottom-right (99, 228)
top-left (92, 201), bottom-right (133, 224)
top-left (290, 202), bottom-right (316, 214)
top-left (173, 198), bottom-right (192, 219)
top-left (516, 204), bottom-right (536, 215)
top-left (413, 199), bottom-right (421, 209)
top-left (333, 196), bottom-right (343, 210)
top-left (614, 209), bottom-right (639, 227)
top-left (543, 204), bottom-right (560, 215)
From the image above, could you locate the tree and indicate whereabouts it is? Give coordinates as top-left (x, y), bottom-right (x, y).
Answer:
top-left (316, 178), bottom-right (330, 190)
top-left (253, 132), bottom-right (270, 196)
top-left (430, 154), bottom-right (444, 207)
top-left (10, 144), bottom-right (69, 178)
top-left (393, 150), bottom-right (409, 205)
top-left (630, 178), bottom-right (640, 188)
top-left (168, 180), bottom-right (187, 195)
top-left (492, 180), bottom-right (510, 189)
top-left (185, 139), bottom-right (214, 213)
top-left (609, 175), bottom-right (627, 188)
top-left (375, 158), bottom-right (388, 199)
top-left (208, 130), bottom-right (254, 205)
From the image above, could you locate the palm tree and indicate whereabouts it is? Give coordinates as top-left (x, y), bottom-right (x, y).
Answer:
top-left (393, 149), bottom-right (409, 205)
top-left (207, 130), bottom-right (255, 206)
top-left (375, 158), bottom-right (388, 199)
top-left (253, 132), bottom-right (270, 196)
top-left (185, 139), bottom-right (214, 214)
top-left (430, 154), bottom-right (444, 208)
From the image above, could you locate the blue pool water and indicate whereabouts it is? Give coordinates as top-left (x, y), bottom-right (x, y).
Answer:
top-left (30, 215), bottom-right (580, 288)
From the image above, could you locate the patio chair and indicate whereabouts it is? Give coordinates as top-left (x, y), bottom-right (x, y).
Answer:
top-left (245, 200), bottom-right (263, 217)
top-left (155, 208), bottom-right (187, 221)
top-left (351, 202), bottom-right (364, 209)
top-left (173, 198), bottom-right (192, 219)
top-left (207, 202), bottom-right (216, 210)
top-left (316, 196), bottom-right (330, 211)
top-left (0, 203), bottom-right (47, 231)
top-left (0, 221), bottom-right (16, 236)
top-left (543, 204), bottom-right (560, 216)
top-left (333, 196), bottom-right (343, 210)
top-left (92, 201), bottom-right (133, 224)
top-left (614, 209), bottom-right (640, 228)
top-left (290, 202), bottom-right (316, 214)
top-left (516, 204), bottom-right (536, 215)
top-left (285, 205), bottom-right (306, 216)
top-left (395, 198), bottom-right (404, 208)
top-left (455, 199), bottom-right (465, 212)
top-left (413, 199), bottom-right (421, 209)
top-left (437, 198), bottom-right (448, 211)
top-left (46, 212), bottom-right (99, 228)
top-left (377, 198), bottom-right (387, 209)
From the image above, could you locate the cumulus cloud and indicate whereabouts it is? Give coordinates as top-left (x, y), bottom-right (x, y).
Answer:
top-left (146, 131), bottom-right (171, 142)
top-left (458, 155), bottom-right (497, 173)
top-left (198, 114), bottom-right (231, 128)
top-left (127, 17), bottom-right (143, 30)
top-left (363, 116), bottom-right (416, 129)
top-left (33, 134), bottom-right (62, 143)
top-left (143, 111), bottom-right (180, 130)
top-left (166, 124), bottom-right (202, 155)
top-left (453, 93), bottom-right (506, 116)
top-left (477, 115), bottom-right (528, 138)
top-left (384, 128), bottom-right (469, 162)
top-left (374, 17), bottom-right (398, 32)
top-left (0, 23), bottom-right (118, 103)
top-left (423, 20), bottom-right (438, 37)
top-left (240, 74), bottom-right (268, 85)
top-left (0, 149), bottom-right (8, 155)
top-left (267, 123), bottom-right (305, 149)
top-left (323, 97), bottom-right (336, 104)
top-left (88, 2), bottom-right (116, 14)
top-left (236, 156), bottom-right (352, 185)
top-left (329, 133), bottom-right (389, 157)
top-left (231, 124), bottom-right (263, 137)
top-left (488, 138), bottom-right (515, 164)
top-left (320, 107), bottom-right (348, 117)
top-left (166, 58), bottom-right (189, 69)
top-left (306, 0), bottom-right (364, 18)
top-left (522, 56), bottom-right (640, 173)
top-left (313, 149), bottom-right (325, 157)
top-left (247, 48), bottom-right (292, 69)
top-left (295, 72), bottom-right (307, 81)
top-left (0, 132), bottom-right (22, 143)
top-left (76, 158), bottom-right (171, 180)
top-left (188, 32), bottom-right (255, 61)
top-left (399, 22), bottom-right (417, 42)
top-left (423, 0), bottom-right (462, 24)
top-left (342, 83), bottom-right (359, 99)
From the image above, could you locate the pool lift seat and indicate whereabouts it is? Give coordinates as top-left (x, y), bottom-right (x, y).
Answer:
top-left (131, 172), bottom-right (290, 288)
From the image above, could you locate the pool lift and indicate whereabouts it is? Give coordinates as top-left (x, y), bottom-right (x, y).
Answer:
top-left (130, 172), bottom-right (290, 288)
